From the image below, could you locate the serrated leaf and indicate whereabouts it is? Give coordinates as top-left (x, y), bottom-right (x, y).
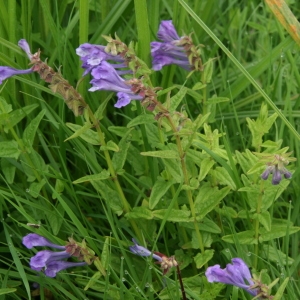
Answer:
top-left (112, 130), bottom-right (132, 171)
top-left (28, 179), bottom-right (46, 198)
top-left (192, 82), bottom-right (207, 90)
top-left (202, 58), bottom-right (214, 83)
top-left (149, 178), bottom-right (174, 209)
top-left (23, 110), bottom-right (45, 150)
top-left (169, 87), bottom-right (187, 112)
top-left (1, 158), bottom-right (16, 184)
top-left (100, 140), bottom-right (119, 151)
top-left (46, 203), bottom-right (65, 235)
top-left (0, 97), bottom-right (12, 113)
top-left (0, 140), bottom-right (21, 159)
top-left (94, 95), bottom-right (111, 120)
top-left (2, 104), bottom-right (39, 132)
top-left (125, 207), bottom-right (153, 220)
top-left (262, 245), bottom-right (294, 265)
top-left (153, 209), bottom-right (191, 222)
top-left (140, 150), bottom-right (179, 159)
top-left (195, 184), bottom-right (231, 220)
top-left (127, 114), bottom-right (155, 128)
top-left (222, 230), bottom-right (257, 244)
top-left (66, 123), bottom-right (101, 145)
top-left (73, 170), bottom-right (110, 184)
top-left (211, 166), bottom-right (237, 190)
top-left (259, 225), bottom-right (300, 242)
top-left (194, 250), bottom-right (214, 268)
top-left (198, 218), bottom-right (221, 233)
top-left (254, 211), bottom-right (271, 231)
top-left (198, 157), bottom-right (215, 181)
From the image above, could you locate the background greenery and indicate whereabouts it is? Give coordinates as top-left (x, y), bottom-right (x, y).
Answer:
top-left (0, 0), bottom-right (299, 299)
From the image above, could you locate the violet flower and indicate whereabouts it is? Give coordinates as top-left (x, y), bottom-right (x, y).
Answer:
top-left (0, 39), bottom-right (35, 85)
top-left (0, 66), bottom-right (33, 85)
top-left (129, 239), bottom-right (162, 262)
top-left (88, 61), bottom-right (143, 108)
top-left (260, 165), bottom-right (292, 185)
top-left (150, 20), bottom-right (191, 71)
top-left (76, 43), bottom-right (127, 76)
top-left (22, 233), bottom-right (65, 249)
top-left (22, 233), bottom-right (86, 277)
top-left (205, 258), bottom-right (257, 296)
top-left (45, 261), bottom-right (87, 278)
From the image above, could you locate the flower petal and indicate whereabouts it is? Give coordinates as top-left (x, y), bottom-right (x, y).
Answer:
top-left (22, 233), bottom-right (65, 249)
top-left (18, 39), bottom-right (32, 59)
top-left (0, 66), bottom-right (33, 85)
top-left (44, 261), bottom-right (87, 277)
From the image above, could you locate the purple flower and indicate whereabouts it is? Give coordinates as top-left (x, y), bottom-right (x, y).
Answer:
top-left (76, 43), bottom-right (126, 76)
top-left (44, 261), bottom-right (87, 278)
top-left (129, 239), bottom-right (162, 261)
top-left (89, 61), bottom-right (143, 108)
top-left (30, 250), bottom-right (71, 271)
top-left (18, 39), bottom-right (33, 59)
top-left (205, 258), bottom-right (257, 296)
top-left (22, 233), bottom-right (66, 249)
top-left (22, 233), bottom-right (86, 277)
top-left (260, 165), bottom-right (292, 185)
top-left (0, 66), bottom-right (33, 85)
top-left (150, 20), bottom-right (190, 71)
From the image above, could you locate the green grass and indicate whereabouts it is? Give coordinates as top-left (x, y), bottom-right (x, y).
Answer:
top-left (0, 0), bottom-right (299, 299)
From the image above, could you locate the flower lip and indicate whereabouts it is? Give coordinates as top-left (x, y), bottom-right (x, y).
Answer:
top-left (157, 20), bottom-right (180, 42)
top-left (129, 239), bottom-right (162, 262)
top-left (18, 39), bottom-right (32, 59)
top-left (44, 261), bottom-right (87, 278)
top-left (205, 258), bottom-right (257, 296)
top-left (22, 233), bottom-right (66, 250)
top-left (0, 66), bottom-right (33, 85)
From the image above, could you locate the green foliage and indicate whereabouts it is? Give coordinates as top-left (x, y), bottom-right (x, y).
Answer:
top-left (0, 1), bottom-right (299, 300)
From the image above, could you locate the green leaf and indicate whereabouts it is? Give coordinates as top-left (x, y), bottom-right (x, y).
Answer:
top-left (125, 207), bottom-right (153, 220)
top-left (198, 218), bottom-right (221, 234)
top-left (169, 86), bottom-right (187, 112)
top-left (262, 245), bottom-right (294, 265)
top-left (0, 140), bottom-right (21, 159)
top-left (195, 184), bottom-right (231, 220)
top-left (206, 97), bottom-right (229, 104)
top-left (202, 58), bottom-right (214, 83)
top-left (112, 130), bottom-right (132, 171)
top-left (273, 277), bottom-right (289, 300)
top-left (210, 166), bottom-right (237, 190)
top-left (91, 181), bottom-right (123, 215)
top-left (0, 288), bottom-right (17, 296)
top-left (254, 211), bottom-right (271, 231)
top-left (84, 271), bottom-right (101, 291)
top-left (94, 95), bottom-right (112, 120)
top-left (0, 97), bottom-right (12, 113)
top-left (1, 158), bottom-right (16, 184)
top-left (23, 110), bottom-right (45, 151)
top-left (28, 179), bottom-right (46, 198)
top-left (194, 249), bottom-right (214, 268)
top-left (192, 82), bottom-right (207, 90)
top-left (46, 203), bottom-right (65, 235)
top-left (222, 230), bottom-right (257, 244)
top-left (127, 114), bottom-right (155, 127)
top-left (153, 209), bottom-right (191, 222)
top-left (259, 225), bottom-right (300, 242)
top-left (100, 140), bottom-right (119, 151)
top-left (66, 123), bottom-right (101, 145)
top-left (198, 157), bottom-right (215, 181)
top-left (1, 104), bottom-right (39, 132)
top-left (73, 170), bottom-right (111, 184)
top-left (140, 150), bottom-right (179, 159)
top-left (149, 177), bottom-right (174, 209)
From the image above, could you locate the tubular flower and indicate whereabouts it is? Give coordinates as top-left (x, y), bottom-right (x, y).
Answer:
top-left (0, 66), bottom-right (33, 85)
top-left (151, 20), bottom-right (203, 71)
top-left (260, 152), bottom-right (295, 185)
top-left (129, 239), bottom-right (178, 275)
top-left (205, 258), bottom-right (258, 296)
top-left (22, 233), bottom-right (94, 277)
